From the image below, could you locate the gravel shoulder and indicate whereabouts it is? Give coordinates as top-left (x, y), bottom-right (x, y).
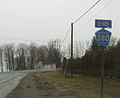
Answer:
top-left (6, 72), bottom-right (78, 98)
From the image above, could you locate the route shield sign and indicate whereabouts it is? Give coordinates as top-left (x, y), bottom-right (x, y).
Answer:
top-left (95, 19), bottom-right (112, 28)
top-left (95, 29), bottom-right (112, 46)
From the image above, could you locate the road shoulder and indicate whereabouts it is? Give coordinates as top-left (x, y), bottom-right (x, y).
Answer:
top-left (6, 72), bottom-right (78, 98)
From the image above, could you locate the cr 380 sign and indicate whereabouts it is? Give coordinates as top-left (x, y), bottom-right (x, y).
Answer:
top-left (95, 19), bottom-right (112, 46)
top-left (95, 19), bottom-right (112, 98)
top-left (95, 29), bottom-right (111, 46)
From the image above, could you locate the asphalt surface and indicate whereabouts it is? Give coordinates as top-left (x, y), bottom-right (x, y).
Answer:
top-left (0, 64), bottom-right (56, 98)
top-left (0, 72), bottom-right (27, 98)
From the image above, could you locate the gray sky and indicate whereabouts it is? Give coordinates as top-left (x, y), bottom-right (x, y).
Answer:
top-left (0, 0), bottom-right (119, 46)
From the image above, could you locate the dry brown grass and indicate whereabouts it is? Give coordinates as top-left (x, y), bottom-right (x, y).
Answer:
top-left (36, 71), bottom-right (120, 98)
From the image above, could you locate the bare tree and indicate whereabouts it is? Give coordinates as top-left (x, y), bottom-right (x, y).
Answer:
top-left (15, 43), bottom-right (28, 70)
top-left (47, 39), bottom-right (61, 68)
top-left (85, 41), bottom-right (90, 50)
top-left (37, 45), bottom-right (48, 65)
top-left (67, 44), bottom-right (71, 58)
top-left (79, 41), bottom-right (85, 57)
top-left (110, 36), bottom-right (117, 46)
top-left (74, 41), bottom-right (79, 58)
top-left (61, 46), bottom-right (67, 58)
top-left (29, 43), bottom-right (38, 69)
top-left (74, 41), bottom-right (85, 58)
top-left (0, 47), bottom-right (3, 72)
top-left (3, 44), bottom-right (14, 71)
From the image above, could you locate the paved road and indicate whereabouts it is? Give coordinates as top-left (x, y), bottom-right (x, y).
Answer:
top-left (0, 64), bottom-right (56, 98)
top-left (0, 72), bottom-right (27, 98)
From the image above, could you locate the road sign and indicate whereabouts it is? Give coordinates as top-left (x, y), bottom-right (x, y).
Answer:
top-left (95, 19), bottom-right (112, 28)
top-left (95, 19), bottom-right (112, 98)
top-left (6, 62), bottom-right (12, 67)
top-left (95, 29), bottom-right (111, 46)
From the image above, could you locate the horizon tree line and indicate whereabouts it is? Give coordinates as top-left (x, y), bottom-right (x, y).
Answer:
top-left (0, 39), bottom-right (61, 72)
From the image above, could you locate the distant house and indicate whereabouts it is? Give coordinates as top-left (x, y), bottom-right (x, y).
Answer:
top-left (34, 61), bottom-right (43, 70)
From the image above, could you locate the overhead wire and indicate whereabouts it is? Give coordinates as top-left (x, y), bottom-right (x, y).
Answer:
top-left (60, 26), bottom-right (71, 49)
top-left (77, 0), bottom-right (113, 32)
top-left (54, 0), bottom-right (106, 50)
top-left (59, 0), bottom-right (101, 49)
top-left (75, 0), bottom-right (113, 39)
top-left (73, 0), bottom-right (101, 24)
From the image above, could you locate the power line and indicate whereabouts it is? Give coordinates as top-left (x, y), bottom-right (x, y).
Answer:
top-left (76, 0), bottom-right (113, 33)
top-left (73, 0), bottom-right (101, 24)
top-left (60, 0), bottom-right (101, 52)
top-left (60, 26), bottom-right (71, 48)
top-left (54, 0), bottom-right (101, 49)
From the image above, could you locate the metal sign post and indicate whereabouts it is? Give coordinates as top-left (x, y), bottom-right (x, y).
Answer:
top-left (100, 46), bottom-right (105, 98)
top-left (95, 19), bottom-right (112, 98)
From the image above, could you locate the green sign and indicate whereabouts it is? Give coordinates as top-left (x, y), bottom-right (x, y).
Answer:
top-left (6, 62), bottom-right (12, 67)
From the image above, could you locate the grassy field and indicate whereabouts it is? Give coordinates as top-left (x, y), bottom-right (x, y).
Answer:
top-left (36, 71), bottom-right (120, 98)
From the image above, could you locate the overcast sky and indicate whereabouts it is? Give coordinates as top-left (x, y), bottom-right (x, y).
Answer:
top-left (0, 0), bottom-right (119, 46)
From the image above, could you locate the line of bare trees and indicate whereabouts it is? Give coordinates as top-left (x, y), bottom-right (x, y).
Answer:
top-left (0, 40), bottom-right (61, 72)
top-left (62, 36), bottom-right (120, 78)
top-left (61, 41), bottom-right (90, 58)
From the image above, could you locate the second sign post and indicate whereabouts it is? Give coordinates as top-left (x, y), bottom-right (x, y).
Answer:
top-left (95, 19), bottom-right (112, 98)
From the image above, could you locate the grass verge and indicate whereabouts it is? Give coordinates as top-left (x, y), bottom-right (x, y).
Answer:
top-left (36, 71), bottom-right (120, 98)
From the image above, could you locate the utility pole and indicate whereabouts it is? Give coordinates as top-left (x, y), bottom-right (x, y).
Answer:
top-left (71, 22), bottom-right (73, 78)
